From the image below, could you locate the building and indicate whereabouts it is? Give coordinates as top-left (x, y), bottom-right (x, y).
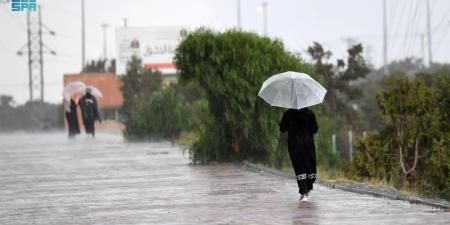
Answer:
top-left (63, 72), bottom-right (124, 132)
top-left (62, 26), bottom-right (184, 133)
top-left (115, 26), bottom-right (183, 85)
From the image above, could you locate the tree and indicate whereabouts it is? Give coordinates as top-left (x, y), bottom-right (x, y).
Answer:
top-left (351, 71), bottom-right (450, 199)
top-left (0, 100), bottom-right (63, 131)
top-left (353, 59), bottom-right (450, 132)
top-left (119, 56), bottom-right (162, 123)
top-left (307, 42), bottom-right (370, 126)
top-left (0, 95), bottom-right (14, 107)
top-left (306, 42), bottom-right (370, 161)
top-left (376, 75), bottom-right (434, 186)
top-left (174, 28), bottom-right (309, 163)
top-left (418, 70), bottom-right (450, 198)
top-left (82, 59), bottom-right (116, 73)
top-left (124, 86), bottom-right (190, 142)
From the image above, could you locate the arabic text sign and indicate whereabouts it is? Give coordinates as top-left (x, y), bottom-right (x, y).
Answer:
top-left (115, 27), bottom-right (185, 75)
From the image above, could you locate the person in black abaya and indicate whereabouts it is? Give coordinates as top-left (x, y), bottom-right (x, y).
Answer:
top-left (64, 98), bottom-right (80, 138)
top-left (79, 88), bottom-right (101, 137)
top-left (279, 107), bottom-right (318, 202)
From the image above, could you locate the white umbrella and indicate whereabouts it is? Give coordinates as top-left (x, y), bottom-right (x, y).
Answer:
top-left (63, 81), bottom-right (86, 101)
top-left (258, 71), bottom-right (327, 109)
top-left (85, 86), bottom-right (103, 98)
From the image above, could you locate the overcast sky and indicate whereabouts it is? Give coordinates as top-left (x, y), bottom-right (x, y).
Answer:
top-left (1, 0), bottom-right (450, 104)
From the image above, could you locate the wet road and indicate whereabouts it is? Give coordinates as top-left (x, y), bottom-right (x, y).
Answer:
top-left (0, 133), bottom-right (448, 225)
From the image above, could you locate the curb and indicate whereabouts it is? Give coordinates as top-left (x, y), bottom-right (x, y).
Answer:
top-left (242, 161), bottom-right (450, 210)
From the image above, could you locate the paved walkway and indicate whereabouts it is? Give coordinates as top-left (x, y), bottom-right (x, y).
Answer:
top-left (0, 133), bottom-right (448, 225)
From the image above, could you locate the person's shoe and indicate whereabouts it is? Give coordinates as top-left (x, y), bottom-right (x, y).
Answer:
top-left (300, 194), bottom-right (308, 202)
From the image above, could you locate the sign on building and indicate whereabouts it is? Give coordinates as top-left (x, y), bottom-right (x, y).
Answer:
top-left (115, 26), bottom-right (186, 75)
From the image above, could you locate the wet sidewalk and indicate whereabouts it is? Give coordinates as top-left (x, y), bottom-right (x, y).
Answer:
top-left (0, 133), bottom-right (448, 225)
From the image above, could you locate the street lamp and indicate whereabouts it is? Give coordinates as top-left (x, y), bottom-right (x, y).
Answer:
top-left (257, 2), bottom-right (271, 36)
top-left (101, 23), bottom-right (108, 59)
top-left (81, 0), bottom-right (86, 69)
top-left (237, 0), bottom-right (241, 29)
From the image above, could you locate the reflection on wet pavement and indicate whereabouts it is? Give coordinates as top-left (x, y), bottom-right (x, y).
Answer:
top-left (0, 133), bottom-right (448, 225)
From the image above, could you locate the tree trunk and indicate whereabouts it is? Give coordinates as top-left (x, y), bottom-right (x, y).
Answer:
top-left (398, 135), bottom-right (420, 188)
top-left (231, 131), bottom-right (243, 153)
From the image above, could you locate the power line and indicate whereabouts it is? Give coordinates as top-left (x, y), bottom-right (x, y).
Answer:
top-left (430, 0), bottom-right (438, 16)
top-left (406, 1), bottom-right (424, 57)
top-left (0, 38), bottom-right (26, 64)
top-left (0, 39), bottom-right (13, 52)
top-left (1, 5), bottom-right (27, 32)
top-left (432, 6), bottom-right (450, 33)
top-left (433, 22), bottom-right (450, 54)
top-left (389, 0), bottom-right (408, 57)
top-left (16, 5), bottom-right (56, 102)
top-left (0, 40), bottom-right (27, 65)
top-left (385, 0), bottom-right (398, 71)
top-left (387, 0), bottom-right (399, 36)
top-left (57, 33), bottom-right (102, 44)
top-left (49, 59), bottom-right (79, 65)
top-left (393, 0), bottom-right (413, 59)
top-left (398, 0), bottom-right (417, 58)
top-left (41, 3), bottom-right (79, 17)
top-left (431, 2), bottom-right (450, 54)
top-left (57, 53), bottom-right (80, 61)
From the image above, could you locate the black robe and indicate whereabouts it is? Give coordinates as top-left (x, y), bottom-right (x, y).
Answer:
top-left (79, 93), bottom-right (101, 136)
top-left (65, 99), bottom-right (80, 138)
top-left (279, 107), bottom-right (318, 195)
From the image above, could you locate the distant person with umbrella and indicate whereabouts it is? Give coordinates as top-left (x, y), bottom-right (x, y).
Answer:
top-left (63, 97), bottom-right (80, 138)
top-left (259, 71), bottom-right (327, 202)
top-left (79, 87), bottom-right (101, 137)
top-left (63, 81), bottom-right (86, 138)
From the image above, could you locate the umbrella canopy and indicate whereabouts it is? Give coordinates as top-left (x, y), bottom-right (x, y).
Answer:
top-left (85, 86), bottom-right (103, 98)
top-left (63, 81), bottom-right (86, 101)
top-left (258, 71), bottom-right (327, 109)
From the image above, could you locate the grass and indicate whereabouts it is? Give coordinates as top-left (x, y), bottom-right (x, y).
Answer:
top-left (179, 130), bottom-right (201, 146)
top-left (279, 163), bottom-right (422, 197)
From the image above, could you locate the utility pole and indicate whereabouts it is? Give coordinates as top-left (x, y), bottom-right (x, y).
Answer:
top-left (17, 5), bottom-right (55, 102)
top-left (426, 0), bottom-right (432, 66)
top-left (101, 23), bottom-right (108, 59)
top-left (383, 0), bottom-right (389, 75)
top-left (81, 0), bottom-right (86, 70)
top-left (332, 134), bottom-right (336, 154)
top-left (259, 2), bottom-right (269, 36)
top-left (237, 0), bottom-right (241, 29)
top-left (420, 33), bottom-right (426, 68)
top-left (342, 37), bottom-right (356, 48)
top-left (26, 11), bottom-right (33, 101)
top-left (38, 5), bottom-right (44, 101)
top-left (349, 131), bottom-right (353, 161)
top-left (123, 18), bottom-right (128, 27)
